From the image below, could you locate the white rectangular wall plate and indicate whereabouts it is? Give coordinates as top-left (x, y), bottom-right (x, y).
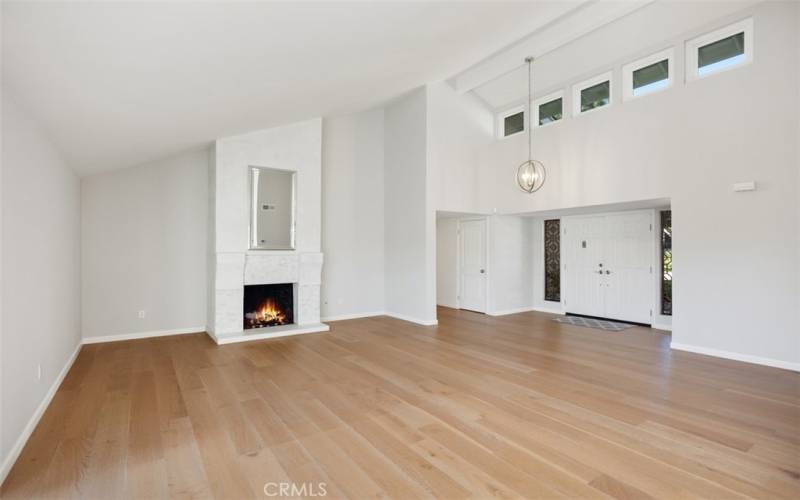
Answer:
top-left (732, 181), bottom-right (756, 192)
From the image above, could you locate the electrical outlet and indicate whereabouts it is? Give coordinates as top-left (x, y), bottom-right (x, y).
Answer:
top-left (138, 310), bottom-right (146, 319)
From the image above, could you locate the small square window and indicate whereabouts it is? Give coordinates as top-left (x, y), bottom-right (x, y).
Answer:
top-left (533, 91), bottom-right (564, 127)
top-left (581, 82), bottom-right (609, 112)
top-left (497, 106), bottom-right (525, 138)
top-left (633, 60), bottom-right (669, 94)
top-left (539, 99), bottom-right (562, 125)
top-left (698, 32), bottom-right (744, 75)
top-left (504, 111), bottom-right (524, 136)
top-left (573, 72), bottom-right (612, 116)
top-left (623, 48), bottom-right (674, 101)
top-left (686, 18), bottom-right (752, 81)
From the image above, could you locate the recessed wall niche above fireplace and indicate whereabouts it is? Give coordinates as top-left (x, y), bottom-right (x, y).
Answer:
top-left (243, 283), bottom-right (294, 330)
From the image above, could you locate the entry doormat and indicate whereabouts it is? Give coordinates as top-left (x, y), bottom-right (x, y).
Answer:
top-left (554, 315), bottom-right (635, 332)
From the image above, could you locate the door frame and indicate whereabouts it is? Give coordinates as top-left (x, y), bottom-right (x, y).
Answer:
top-left (560, 209), bottom-right (658, 324)
top-left (457, 217), bottom-right (488, 313)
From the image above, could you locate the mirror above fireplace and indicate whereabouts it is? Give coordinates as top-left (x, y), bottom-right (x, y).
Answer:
top-left (249, 166), bottom-right (296, 250)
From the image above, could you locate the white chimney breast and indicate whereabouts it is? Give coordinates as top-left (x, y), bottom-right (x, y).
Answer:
top-left (207, 118), bottom-right (328, 343)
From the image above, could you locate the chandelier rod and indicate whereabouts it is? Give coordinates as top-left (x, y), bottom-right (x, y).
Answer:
top-left (526, 56), bottom-right (533, 163)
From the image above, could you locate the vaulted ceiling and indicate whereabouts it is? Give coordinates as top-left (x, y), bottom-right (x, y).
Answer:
top-left (4, 1), bottom-right (598, 175)
top-left (7, 1), bottom-right (754, 175)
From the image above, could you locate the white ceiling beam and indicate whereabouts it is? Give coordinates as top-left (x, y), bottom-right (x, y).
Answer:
top-left (451, 0), bottom-right (656, 94)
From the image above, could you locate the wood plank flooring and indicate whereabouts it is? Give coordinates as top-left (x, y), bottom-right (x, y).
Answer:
top-left (2, 307), bottom-right (799, 499)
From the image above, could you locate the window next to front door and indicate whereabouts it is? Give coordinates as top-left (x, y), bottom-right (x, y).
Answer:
top-left (544, 219), bottom-right (561, 302)
top-left (661, 210), bottom-right (672, 316)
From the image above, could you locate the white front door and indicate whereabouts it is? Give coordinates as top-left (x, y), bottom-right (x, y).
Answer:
top-left (563, 216), bottom-right (606, 318)
top-left (459, 219), bottom-right (487, 313)
top-left (563, 211), bottom-right (654, 324)
top-left (603, 212), bottom-right (653, 324)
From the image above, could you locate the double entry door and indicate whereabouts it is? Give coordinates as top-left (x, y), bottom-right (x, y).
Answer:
top-left (562, 211), bottom-right (654, 324)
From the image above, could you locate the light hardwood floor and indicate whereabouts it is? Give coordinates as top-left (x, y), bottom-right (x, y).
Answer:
top-left (2, 307), bottom-right (799, 499)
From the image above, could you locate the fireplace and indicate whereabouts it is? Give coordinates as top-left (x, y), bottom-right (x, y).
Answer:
top-left (243, 283), bottom-right (294, 330)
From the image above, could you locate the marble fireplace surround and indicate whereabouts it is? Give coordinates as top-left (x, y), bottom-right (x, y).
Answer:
top-left (209, 251), bottom-right (327, 344)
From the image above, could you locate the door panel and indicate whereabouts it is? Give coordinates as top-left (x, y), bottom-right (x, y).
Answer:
top-left (459, 219), bottom-right (486, 313)
top-left (604, 212), bottom-right (653, 323)
top-left (563, 216), bottom-right (606, 317)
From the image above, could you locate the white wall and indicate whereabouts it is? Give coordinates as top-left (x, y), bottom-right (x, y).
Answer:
top-left (1, 93), bottom-right (81, 477)
top-left (436, 217), bottom-right (459, 308)
top-left (81, 148), bottom-right (208, 339)
top-left (426, 83), bottom-right (495, 320)
top-left (0, 85), bottom-right (4, 489)
top-left (473, 1), bottom-right (799, 367)
top-left (427, 82), bottom-right (494, 214)
top-left (206, 144), bottom-right (216, 335)
top-left (486, 215), bottom-right (534, 315)
top-left (321, 110), bottom-right (385, 320)
top-left (384, 88), bottom-right (436, 324)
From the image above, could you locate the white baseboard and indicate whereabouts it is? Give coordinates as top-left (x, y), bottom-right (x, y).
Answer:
top-left (487, 306), bottom-right (535, 317)
top-left (532, 305), bottom-right (566, 315)
top-left (436, 302), bottom-right (459, 310)
top-left (82, 326), bottom-right (205, 344)
top-left (0, 342), bottom-right (82, 486)
top-left (670, 342), bottom-right (800, 372)
top-left (384, 312), bottom-right (438, 326)
top-left (321, 311), bottom-right (385, 322)
top-left (652, 322), bottom-right (673, 331)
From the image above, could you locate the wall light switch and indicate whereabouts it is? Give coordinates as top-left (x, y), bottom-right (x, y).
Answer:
top-left (733, 181), bottom-right (756, 192)
top-left (138, 310), bottom-right (146, 319)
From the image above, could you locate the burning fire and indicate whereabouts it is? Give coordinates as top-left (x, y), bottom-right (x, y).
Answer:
top-left (244, 298), bottom-right (288, 328)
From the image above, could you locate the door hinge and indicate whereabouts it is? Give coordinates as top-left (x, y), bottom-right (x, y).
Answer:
top-left (650, 309), bottom-right (653, 317)
top-left (649, 223), bottom-right (653, 231)
top-left (650, 265), bottom-right (653, 273)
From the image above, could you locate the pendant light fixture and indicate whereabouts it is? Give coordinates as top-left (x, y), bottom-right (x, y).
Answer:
top-left (516, 56), bottom-right (546, 193)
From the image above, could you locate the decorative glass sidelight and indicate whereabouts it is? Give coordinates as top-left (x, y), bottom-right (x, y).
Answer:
top-left (544, 219), bottom-right (561, 302)
top-left (661, 210), bottom-right (672, 316)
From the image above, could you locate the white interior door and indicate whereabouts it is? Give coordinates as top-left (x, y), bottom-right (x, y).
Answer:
top-left (563, 211), bottom-right (654, 324)
top-left (459, 219), bottom-right (486, 313)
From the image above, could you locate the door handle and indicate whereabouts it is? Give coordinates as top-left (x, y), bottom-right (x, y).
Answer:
top-left (596, 270), bottom-right (603, 274)
top-left (480, 269), bottom-right (485, 274)
top-left (605, 270), bottom-right (611, 274)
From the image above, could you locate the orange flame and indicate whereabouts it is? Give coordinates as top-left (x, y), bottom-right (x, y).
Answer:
top-left (255, 298), bottom-right (285, 324)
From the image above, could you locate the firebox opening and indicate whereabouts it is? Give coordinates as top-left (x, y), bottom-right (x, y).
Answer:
top-left (243, 283), bottom-right (294, 330)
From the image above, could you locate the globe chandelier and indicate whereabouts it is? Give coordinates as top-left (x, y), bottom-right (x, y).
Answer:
top-left (516, 56), bottom-right (546, 193)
